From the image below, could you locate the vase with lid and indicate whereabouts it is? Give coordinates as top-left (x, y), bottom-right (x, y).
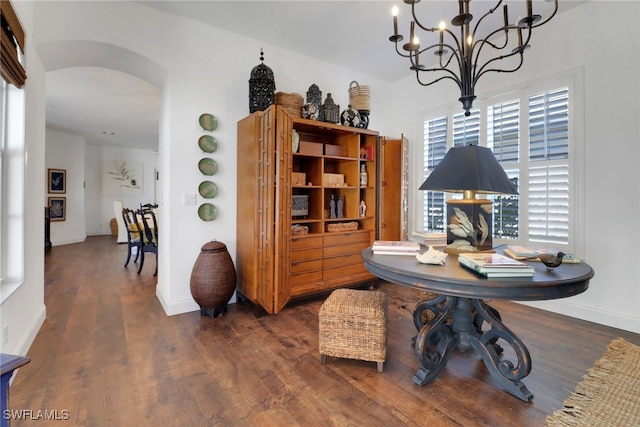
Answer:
top-left (190, 240), bottom-right (237, 318)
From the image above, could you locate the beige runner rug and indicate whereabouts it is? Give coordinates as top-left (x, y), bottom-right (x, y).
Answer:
top-left (546, 338), bottom-right (640, 426)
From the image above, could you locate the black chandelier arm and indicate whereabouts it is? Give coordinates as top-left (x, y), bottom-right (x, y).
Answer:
top-left (470, 0), bottom-right (505, 41)
top-left (472, 23), bottom-right (532, 82)
top-left (473, 24), bottom-right (516, 53)
top-left (392, 41), bottom-right (416, 59)
top-left (410, 16), bottom-right (438, 33)
top-left (409, 1), bottom-right (439, 34)
top-left (473, 49), bottom-right (525, 86)
top-left (410, 23), bottom-right (464, 63)
top-left (413, 42), bottom-right (460, 70)
top-left (415, 73), bottom-right (461, 91)
top-left (471, 32), bottom-right (521, 76)
top-left (531, 0), bottom-right (558, 28)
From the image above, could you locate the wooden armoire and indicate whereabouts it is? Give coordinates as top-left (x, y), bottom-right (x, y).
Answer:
top-left (236, 105), bottom-right (380, 314)
top-left (377, 134), bottom-right (409, 241)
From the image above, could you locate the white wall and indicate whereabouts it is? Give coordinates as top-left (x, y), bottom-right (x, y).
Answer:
top-left (391, 1), bottom-right (640, 333)
top-left (45, 129), bottom-right (159, 241)
top-left (85, 144), bottom-right (159, 236)
top-left (30, 1), bottom-right (393, 317)
top-left (45, 129), bottom-right (86, 245)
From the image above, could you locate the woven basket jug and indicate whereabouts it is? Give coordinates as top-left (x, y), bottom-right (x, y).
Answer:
top-left (190, 240), bottom-right (237, 318)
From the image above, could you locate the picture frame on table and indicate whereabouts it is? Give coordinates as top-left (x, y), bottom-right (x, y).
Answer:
top-left (48, 168), bottom-right (66, 194)
top-left (48, 197), bottom-right (66, 221)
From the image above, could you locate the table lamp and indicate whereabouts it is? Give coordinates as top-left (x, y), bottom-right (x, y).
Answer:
top-left (419, 145), bottom-right (518, 253)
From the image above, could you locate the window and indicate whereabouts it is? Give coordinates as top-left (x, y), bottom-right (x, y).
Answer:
top-left (0, 0), bottom-right (27, 300)
top-left (453, 110), bottom-right (480, 147)
top-left (488, 100), bottom-right (521, 239)
top-left (1, 75), bottom-right (26, 300)
top-left (421, 73), bottom-right (577, 252)
top-left (422, 116), bottom-right (447, 232)
top-left (527, 88), bottom-right (570, 244)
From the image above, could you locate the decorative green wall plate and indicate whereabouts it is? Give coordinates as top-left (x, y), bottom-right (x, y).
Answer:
top-left (198, 181), bottom-right (217, 199)
top-left (198, 135), bottom-right (217, 153)
top-left (198, 203), bottom-right (216, 221)
top-left (198, 158), bottom-right (217, 176)
top-left (199, 113), bottom-right (218, 131)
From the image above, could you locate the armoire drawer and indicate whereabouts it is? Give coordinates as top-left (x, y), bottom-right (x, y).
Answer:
top-left (323, 231), bottom-right (370, 247)
top-left (323, 241), bottom-right (369, 258)
top-left (291, 235), bottom-right (323, 250)
top-left (290, 258), bottom-right (323, 274)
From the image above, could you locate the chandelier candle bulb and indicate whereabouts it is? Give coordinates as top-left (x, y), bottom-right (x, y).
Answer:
top-left (392, 6), bottom-right (399, 35)
top-left (409, 21), bottom-right (415, 47)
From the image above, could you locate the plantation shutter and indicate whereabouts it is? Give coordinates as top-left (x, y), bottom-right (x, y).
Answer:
top-left (487, 99), bottom-right (521, 239)
top-left (528, 88), bottom-right (570, 244)
top-left (422, 116), bottom-right (447, 231)
top-left (0, 0), bottom-right (27, 88)
top-left (453, 109), bottom-right (480, 146)
top-left (488, 100), bottom-right (520, 162)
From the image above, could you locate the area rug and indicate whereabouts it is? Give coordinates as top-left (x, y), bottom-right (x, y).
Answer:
top-left (546, 338), bottom-right (640, 426)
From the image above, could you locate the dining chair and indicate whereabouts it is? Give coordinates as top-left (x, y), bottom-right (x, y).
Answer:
top-left (135, 208), bottom-right (158, 276)
top-left (113, 200), bottom-right (128, 243)
top-left (121, 208), bottom-right (141, 268)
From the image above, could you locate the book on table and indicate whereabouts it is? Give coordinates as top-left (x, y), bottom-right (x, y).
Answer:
top-left (408, 231), bottom-right (447, 247)
top-left (458, 252), bottom-right (535, 277)
top-left (504, 245), bottom-right (580, 263)
top-left (372, 240), bottom-right (420, 254)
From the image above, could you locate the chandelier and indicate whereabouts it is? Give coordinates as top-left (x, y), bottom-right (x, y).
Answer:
top-left (390, 0), bottom-right (558, 116)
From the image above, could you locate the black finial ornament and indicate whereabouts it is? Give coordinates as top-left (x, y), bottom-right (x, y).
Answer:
top-left (249, 49), bottom-right (276, 113)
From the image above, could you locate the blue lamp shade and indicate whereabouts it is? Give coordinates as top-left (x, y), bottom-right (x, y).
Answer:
top-left (419, 145), bottom-right (518, 195)
top-left (419, 145), bottom-right (518, 253)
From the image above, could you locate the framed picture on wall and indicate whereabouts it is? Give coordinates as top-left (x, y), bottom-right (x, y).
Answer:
top-left (48, 168), bottom-right (66, 194)
top-left (48, 197), bottom-right (66, 221)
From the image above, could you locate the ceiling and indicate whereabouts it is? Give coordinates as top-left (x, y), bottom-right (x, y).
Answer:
top-left (44, 0), bottom-right (583, 151)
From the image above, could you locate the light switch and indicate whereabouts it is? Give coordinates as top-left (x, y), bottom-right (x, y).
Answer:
top-left (184, 193), bottom-right (197, 206)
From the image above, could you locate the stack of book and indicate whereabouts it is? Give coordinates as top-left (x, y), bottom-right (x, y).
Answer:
top-left (458, 252), bottom-right (535, 278)
top-left (408, 231), bottom-right (447, 247)
top-left (372, 240), bottom-right (420, 256)
top-left (504, 245), bottom-right (580, 263)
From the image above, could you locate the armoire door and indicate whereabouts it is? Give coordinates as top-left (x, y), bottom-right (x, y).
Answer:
top-left (378, 134), bottom-right (409, 241)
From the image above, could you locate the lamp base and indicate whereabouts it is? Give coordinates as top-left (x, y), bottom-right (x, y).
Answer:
top-left (445, 198), bottom-right (494, 253)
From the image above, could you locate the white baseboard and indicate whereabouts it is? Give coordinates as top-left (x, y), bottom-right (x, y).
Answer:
top-left (518, 300), bottom-right (640, 334)
top-left (17, 303), bottom-right (46, 355)
top-left (155, 287), bottom-right (237, 317)
top-left (51, 236), bottom-right (86, 246)
top-left (155, 287), bottom-right (199, 316)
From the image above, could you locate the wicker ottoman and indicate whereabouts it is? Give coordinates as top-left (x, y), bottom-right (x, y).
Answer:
top-left (319, 288), bottom-right (388, 372)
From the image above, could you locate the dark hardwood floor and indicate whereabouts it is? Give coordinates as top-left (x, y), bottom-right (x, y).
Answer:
top-left (9, 236), bottom-right (640, 426)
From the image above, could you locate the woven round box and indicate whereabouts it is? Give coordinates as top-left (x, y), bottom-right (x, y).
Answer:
top-left (275, 92), bottom-right (303, 118)
top-left (190, 240), bottom-right (237, 318)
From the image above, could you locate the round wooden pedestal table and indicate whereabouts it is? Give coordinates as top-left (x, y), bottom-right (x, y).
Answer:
top-left (361, 247), bottom-right (594, 402)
